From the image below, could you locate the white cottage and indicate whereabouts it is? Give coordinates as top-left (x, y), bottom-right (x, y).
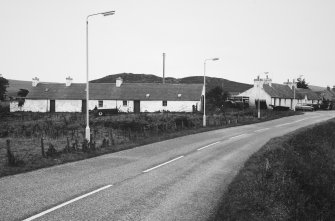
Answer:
top-left (10, 77), bottom-right (204, 113)
top-left (239, 76), bottom-right (321, 109)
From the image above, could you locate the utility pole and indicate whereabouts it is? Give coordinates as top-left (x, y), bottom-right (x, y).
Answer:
top-left (163, 53), bottom-right (165, 84)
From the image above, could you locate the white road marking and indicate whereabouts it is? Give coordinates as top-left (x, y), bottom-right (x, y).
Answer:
top-left (143, 156), bottom-right (184, 173)
top-left (197, 141), bottom-right (221, 151)
top-left (229, 133), bottom-right (248, 140)
top-left (293, 118), bottom-right (307, 123)
top-left (254, 128), bottom-right (270, 132)
top-left (23, 185), bottom-right (112, 221)
top-left (275, 122), bottom-right (292, 127)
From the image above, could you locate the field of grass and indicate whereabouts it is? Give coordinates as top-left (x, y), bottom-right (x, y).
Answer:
top-left (0, 109), bottom-right (301, 177)
top-left (214, 118), bottom-right (335, 220)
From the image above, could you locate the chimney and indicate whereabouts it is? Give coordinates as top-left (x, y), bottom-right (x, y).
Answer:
top-left (66, 76), bottom-right (73, 86)
top-left (32, 77), bottom-right (39, 87)
top-left (333, 85), bottom-right (335, 92)
top-left (254, 75), bottom-right (263, 88)
top-left (116, 77), bottom-right (123, 87)
top-left (284, 79), bottom-right (297, 90)
top-left (264, 76), bottom-right (272, 87)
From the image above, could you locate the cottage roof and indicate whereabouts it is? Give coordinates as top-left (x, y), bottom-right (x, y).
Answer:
top-left (26, 83), bottom-right (203, 101)
top-left (263, 83), bottom-right (294, 99)
top-left (315, 89), bottom-right (335, 101)
top-left (295, 88), bottom-right (321, 100)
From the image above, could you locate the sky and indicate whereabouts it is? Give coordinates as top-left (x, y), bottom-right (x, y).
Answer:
top-left (1, 0), bottom-right (335, 86)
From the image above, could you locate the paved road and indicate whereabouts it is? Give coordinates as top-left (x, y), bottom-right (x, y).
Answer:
top-left (1, 111), bottom-right (334, 221)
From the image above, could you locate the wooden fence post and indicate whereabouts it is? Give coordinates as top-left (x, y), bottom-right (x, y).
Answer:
top-left (41, 137), bottom-right (45, 157)
top-left (66, 137), bottom-right (70, 152)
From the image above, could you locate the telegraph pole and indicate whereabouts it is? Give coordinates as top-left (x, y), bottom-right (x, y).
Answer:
top-left (163, 53), bottom-right (166, 84)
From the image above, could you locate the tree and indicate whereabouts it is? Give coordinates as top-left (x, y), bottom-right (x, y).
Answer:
top-left (297, 77), bottom-right (309, 89)
top-left (17, 89), bottom-right (29, 97)
top-left (206, 86), bottom-right (230, 111)
top-left (0, 76), bottom-right (9, 101)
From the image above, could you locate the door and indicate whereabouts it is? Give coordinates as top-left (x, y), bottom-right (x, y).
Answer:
top-left (82, 100), bottom-right (86, 113)
top-left (134, 100), bottom-right (140, 113)
top-left (50, 100), bottom-right (55, 113)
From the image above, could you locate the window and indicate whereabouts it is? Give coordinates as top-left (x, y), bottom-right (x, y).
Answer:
top-left (98, 100), bottom-right (103, 108)
top-left (123, 100), bottom-right (128, 106)
top-left (162, 100), bottom-right (167, 106)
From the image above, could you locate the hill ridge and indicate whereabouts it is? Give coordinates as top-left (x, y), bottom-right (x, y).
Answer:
top-left (91, 73), bottom-right (252, 93)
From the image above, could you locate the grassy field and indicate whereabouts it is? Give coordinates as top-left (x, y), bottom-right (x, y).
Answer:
top-left (0, 109), bottom-right (301, 177)
top-left (214, 118), bottom-right (335, 221)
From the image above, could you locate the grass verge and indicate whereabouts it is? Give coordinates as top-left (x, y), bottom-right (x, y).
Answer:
top-left (214, 118), bottom-right (335, 221)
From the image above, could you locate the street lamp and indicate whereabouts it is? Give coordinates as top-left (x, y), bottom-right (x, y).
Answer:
top-left (86, 10), bottom-right (115, 142)
top-left (203, 57), bottom-right (219, 127)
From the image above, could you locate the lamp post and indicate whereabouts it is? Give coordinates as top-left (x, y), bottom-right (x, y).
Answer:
top-left (86, 10), bottom-right (115, 142)
top-left (203, 58), bottom-right (219, 127)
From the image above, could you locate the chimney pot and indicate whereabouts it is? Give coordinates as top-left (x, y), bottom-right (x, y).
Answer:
top-left (66, 76), bottom-right (73, 86)
top-left (32, 77), bottom-right (39, 87)
top-left (116, 77), bottom-right (123, 87)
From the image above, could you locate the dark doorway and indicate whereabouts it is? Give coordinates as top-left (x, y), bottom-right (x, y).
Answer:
top-left (50, 100), bottom-right (55, 113)
top-left (82, 100), bottom-right (86, 113)
top-left (134, 100), bottom-right (140, 113)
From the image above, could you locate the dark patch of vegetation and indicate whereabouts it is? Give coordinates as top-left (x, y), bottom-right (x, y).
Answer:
top-left (0, 76), bottom-right (9, 101)
top-left (17, 88), bottom-right (29, 97)
top-left (297, 77), bottom-right (309, 89)
top-left (214, 118), bottom-right (335, 221)
top-left (206, 86), bottom-right (230, 111)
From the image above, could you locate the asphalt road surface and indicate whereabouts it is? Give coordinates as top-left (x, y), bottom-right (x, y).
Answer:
top-left (1, 111), bottom-right (334, 221)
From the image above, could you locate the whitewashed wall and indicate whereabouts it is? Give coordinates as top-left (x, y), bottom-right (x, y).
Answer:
top-left (56, 100), bottom-right (82, 112)
top-left (12, 99), bottom-right (201, 113)
top-left (89, 100), bottom-right (134, 113)
top-left (22, 99), bottom-right (49, 112)
top-left (239, 87), bottom-right (272, 108)
top-left (10, 101), bottom-right (22, 112)
top-left (140, 100), bottom-right (200, 112)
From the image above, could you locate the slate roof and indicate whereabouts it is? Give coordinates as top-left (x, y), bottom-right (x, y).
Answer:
top-left (295, 88), bottom-right (321, 100)
top-left (315, 89), bottom-right (335, 101)
top-left (262, 83), bottom-right (321, 100)
top-left (263, 83), bottom-right (294, 99)
top-left (26, 83), bottom-right (203, 101)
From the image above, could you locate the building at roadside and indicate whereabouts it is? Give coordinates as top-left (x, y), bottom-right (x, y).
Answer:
top-left (238, 76), bottom-right (322, 109)
top-left (310, 85), bottom-right (335, 102)
top-left (10, 77), bottom-right (204, 113)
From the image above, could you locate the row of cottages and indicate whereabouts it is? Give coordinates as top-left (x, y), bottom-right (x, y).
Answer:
top-left (239, 76), bottom-right (322, 109)
top-left (10, 77), bottom-right (204, 113)
top-left (311, 85), bottom-right (335, 102)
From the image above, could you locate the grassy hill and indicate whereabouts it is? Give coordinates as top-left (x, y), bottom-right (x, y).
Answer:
top-left (6, 79), bottom-right (33, 98)
top-left (91, 73), bottom-right (252, 93)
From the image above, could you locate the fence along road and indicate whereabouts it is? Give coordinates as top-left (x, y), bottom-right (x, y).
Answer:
top-left (0, 111), bottom-right (334, 220)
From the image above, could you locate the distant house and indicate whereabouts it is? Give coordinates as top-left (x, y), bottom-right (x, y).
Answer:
top-left (10, 77), bottom-right (204, 113)
top-left (311, 86), bottom-right (335, 102)
top-left (238, 76), bottom-right (322, 109)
